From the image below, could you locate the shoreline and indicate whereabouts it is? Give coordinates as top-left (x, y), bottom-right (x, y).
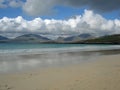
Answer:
top-left (0, 44), bottom-right (120, 56)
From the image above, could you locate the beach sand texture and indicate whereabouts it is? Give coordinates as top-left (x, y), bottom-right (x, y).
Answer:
top-left (0, 54), bottom-right (120, 90)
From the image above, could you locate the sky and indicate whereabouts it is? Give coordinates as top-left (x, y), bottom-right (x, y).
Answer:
top-left (0, 0), bottom-right (120, 38)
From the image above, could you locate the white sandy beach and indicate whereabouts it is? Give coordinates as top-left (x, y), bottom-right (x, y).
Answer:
top-left (0, 53), bottom-right (120, 90)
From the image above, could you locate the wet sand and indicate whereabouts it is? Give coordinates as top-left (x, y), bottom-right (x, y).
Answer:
top-left (0, 51), bottom-right (120, 90)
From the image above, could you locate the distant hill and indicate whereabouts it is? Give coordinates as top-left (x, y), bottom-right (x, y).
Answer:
top-left (1, 33), bottom-right (120, 44)
top-left (78, 34), bottom-right (92, 39)
top-left (56, 37), bottom-right (65, 43)
top-left (0, 35), bottom-right (9, 42)
top-left (56, 33), bottom-right (93, 43)
top-left (64, 33), bottom-right (92, 41)
top-left (55, 34), bottom-right (120, 44)
top-left (12, 34), bottom-right (52, 43)
top-left (0, 35), bottom-right (8, 40)
top-left (82, 34), bottom-right (120, 44)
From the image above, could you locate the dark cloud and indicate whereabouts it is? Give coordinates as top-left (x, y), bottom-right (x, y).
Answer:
top-left (23, 0), bottom-right (120, 16)
top-left (1, 0), bottom-right (120, 15)
top-left (64, 0), bottom-right (120, 12)
top-left (90, 0), bottom-right (120, 12)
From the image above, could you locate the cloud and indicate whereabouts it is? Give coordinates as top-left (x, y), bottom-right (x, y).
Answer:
top-left (0, 0), bottom-right (7, 8)
top-left (23, 0), bottom-right (58, 16)
top-left (22, 0), bottom-right (120, 16)
top-left (1, 0), bottom-right (120, 16)
top-left (0, 10), bottom-right (120, 38)
top-left (9, 0), bottom-right (24, 8)
top-left (64, 0), bottom-right (120, 12)
top-left (0, 0), bottom-right (24, 8)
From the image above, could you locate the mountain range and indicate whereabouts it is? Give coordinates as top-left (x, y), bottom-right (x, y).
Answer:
top-left (11, 34), bottom-right (51, 43)
top-left (0, 36), bottom-right (8, 40)
top-left (0, 33), bottom-right (120, 44)
top-left (0, 35), bottom-right (9, 42)
top-left (56, 33), bottom-right (93, 43)
top-left (82, 34), bottom-right (120, 44)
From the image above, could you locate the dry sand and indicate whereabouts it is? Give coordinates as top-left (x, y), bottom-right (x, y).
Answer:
top-left (0, 54), bottom-right (120, 90)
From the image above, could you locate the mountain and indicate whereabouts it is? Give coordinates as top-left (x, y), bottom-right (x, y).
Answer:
top-left (65, 34), bottom-right (92, 41)
top-left (0, 35), bottom-right (8, 40)
top-left (56, 33), bottom-right (93, 43)
top-left (82, 34), bottom-right (120, 44)
top-left (1, 33), bottom-right (120, 44)
top-left (12, 34), bottom-right (52, 43)
top-left (0, 35), bottom-right (9, 42)
top-left (78, 34), bottom-right (92, 39)
top-left (55, 37), bottom-right (66, 43)
top-left (56, 34), bottom-right (120, 44)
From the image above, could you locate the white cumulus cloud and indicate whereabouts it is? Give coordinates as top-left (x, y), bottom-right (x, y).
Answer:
top-left (0, 10), bottom-right (120, 38)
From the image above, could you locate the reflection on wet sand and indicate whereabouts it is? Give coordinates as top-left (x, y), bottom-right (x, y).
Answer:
top-left (0, 49), bottom-right (120, 73)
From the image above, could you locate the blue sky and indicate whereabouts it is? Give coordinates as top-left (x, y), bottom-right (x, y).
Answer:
top-left (0, 0), bottom-right (120, 38)
top-left (0, 5), bottom-right (120, 20)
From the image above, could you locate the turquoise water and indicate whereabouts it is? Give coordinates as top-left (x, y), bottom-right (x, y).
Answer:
top-left (0, 43), bottom-right (86, 50)
top-left (0, 43), bottom-right (120, 55)
top-left (0, 43), bottom-right (120, 73)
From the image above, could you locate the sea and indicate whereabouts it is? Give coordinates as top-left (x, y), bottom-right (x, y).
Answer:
top-left (0, 43), bottom-right (120, 55)
top-left (0, 43), bottom-right (120, 73)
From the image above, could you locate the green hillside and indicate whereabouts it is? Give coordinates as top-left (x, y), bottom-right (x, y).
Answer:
top-left (84, 34), bottom-right (120, 44)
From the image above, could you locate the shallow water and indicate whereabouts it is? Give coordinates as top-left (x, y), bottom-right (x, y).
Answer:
top-left (0, 43), bottom-right (120, 73)
top-left (0, 43), bottom-right (120, 55)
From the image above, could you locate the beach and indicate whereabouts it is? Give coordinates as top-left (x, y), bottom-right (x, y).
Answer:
top-left (0, 0), bottom-right (120, 89)
top-left (0, 50), bottom-right (120, 90)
